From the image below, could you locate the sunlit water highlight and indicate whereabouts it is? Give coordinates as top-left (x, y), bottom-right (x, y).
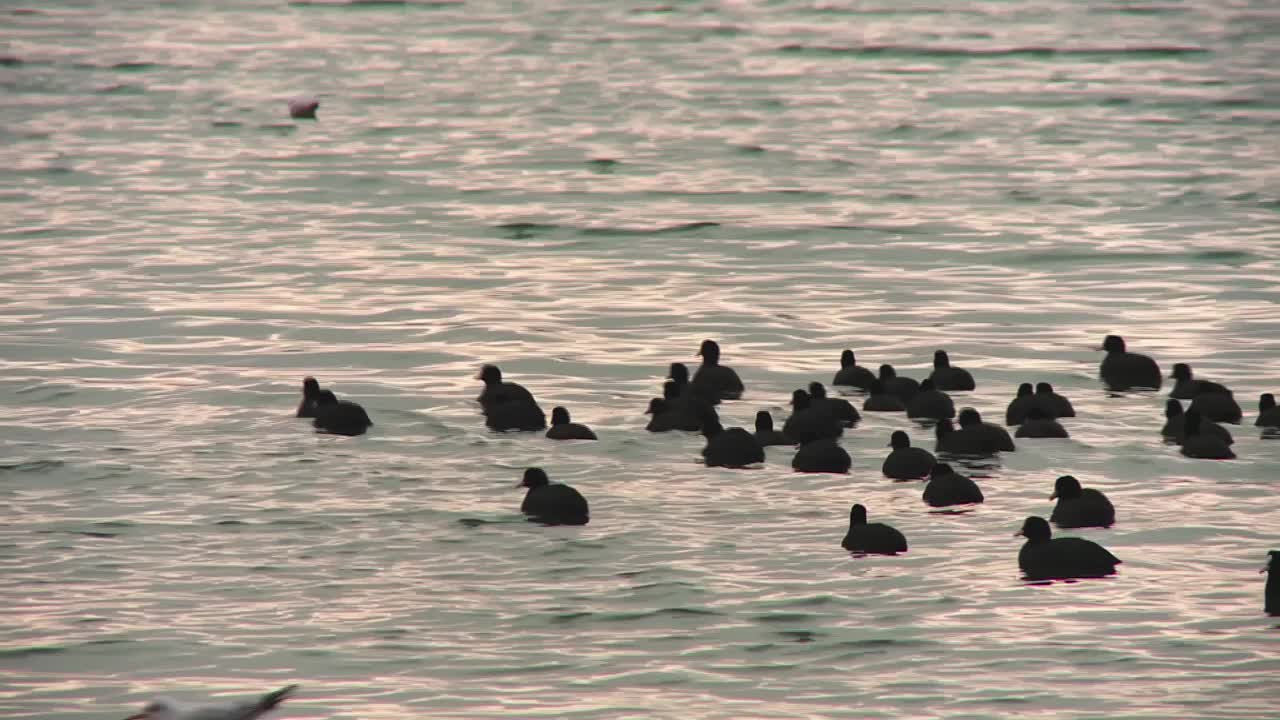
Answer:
top-left (1, 1), bottom-right (1278, 718)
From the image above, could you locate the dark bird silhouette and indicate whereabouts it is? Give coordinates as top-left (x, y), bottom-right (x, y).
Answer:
top-left (1161, 399), bottom-right (1233, 445)
top-left (1169, 362), bottom-right (1234, 399)
top-left (1016, 516), bottom-right (1120, 581)
top-left (477, 365), bottom-right (546, 431)
top-left (1187, 390), bottom-right (1243, 425)
top-left (1049, 475), bottom-right (1115, 529)
top-left (1034, 382), bottom-right (1075, 417)
top-left (1016, 407), bottom-right (1070, 438)
top-left (878, 364), bottom-right (919, 403)
top-left (1179, 409), bottom-right (1235, 459)
top-left (882, 430), bottom-right (936, 480)
top-left (1099, 335), bottom-right (1161, 391)
top-left (907, 378), bottom-right (956, 420)
top-left (644, 398), bottom-right (681, 432)
top-left (669, 361), bottom-right (719, 407)
top-left (833, 349), bottom-right (876, 389)
top-left (808, 381), bottom-right (860, 426)
top-left (957, 407), bottom-right (1016, 452)
top-left (922, 462), bottom-right (984, 507)
top-left (312, 390), bottom-right (373, 437)
top-left (841, 504), bottom-right (907, 555)
top-left (929, 349), bottom-right (975, 391)
top-left (1256, 393), bottom-right (1280, 428)
top-left (692, 339), bottom-right (744, 400)
top-left (518, 468), bottom-right (588, 526)
top-left (934, 418), bottom-right (990, 456)
top-left (296, 376), bottom-right (324, 418)
top-left (791, 432), bottom-right (851, 474)
top-left (863, 379), bottom-right (906, 412)
top-left (546, 406), bottom-right (597, 440)
top-left (1265, 550), bottom-right (1279, 616)
top-left (1005, 383), bottom-right (1036, 426)
top-left (784, 389), bottom-right (843, 441)
top-left (701, 414), bottom-right (765, 468)
top-left (753, 410), bottom-right (794, 447)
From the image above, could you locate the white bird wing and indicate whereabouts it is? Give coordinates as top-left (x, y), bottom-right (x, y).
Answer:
top-left (179, 701), bottom-right (266, 720)
top-left (179, 685), bottom-right (297, 720)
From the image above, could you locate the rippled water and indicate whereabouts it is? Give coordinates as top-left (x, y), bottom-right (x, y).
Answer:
top-left (3, 1), bottom-right (1279, 717)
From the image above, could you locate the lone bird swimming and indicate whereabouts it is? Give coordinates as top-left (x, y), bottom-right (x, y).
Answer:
top-left (123, 684), bottom-right (297, 720)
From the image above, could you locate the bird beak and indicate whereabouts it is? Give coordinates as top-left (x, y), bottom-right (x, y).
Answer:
top-left (1049, 492), bottom-right (1058, 500)
top-left (474, 371), bottom-right (483, 379)
top-left (1013, 530), bottom-right (1024, 537)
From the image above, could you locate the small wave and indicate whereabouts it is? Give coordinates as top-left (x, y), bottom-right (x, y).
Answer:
top-left (776, 44), bottom-right (1208, 59)
top-left (752, 612), bottom-right (819, 623)
top-left (549, 611), bottom-right (594, 623)
top-left (1091, 4), bottom-right (1188, 14)
top-left (578, 221), bottom-right (720, 237)
top-left (290, 0), bottom-right (463, 6)
top-left (0, 459), bottom-right (66, 473)
top-left (600, 607), bottom-right (722, 621)
top-left (96, 83), bottom-right (144, 94)
top-left (0, 646), bottom-right (63, 658)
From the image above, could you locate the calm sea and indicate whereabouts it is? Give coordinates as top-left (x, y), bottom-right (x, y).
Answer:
top-left (2, 1), bottom-right (1278, 718)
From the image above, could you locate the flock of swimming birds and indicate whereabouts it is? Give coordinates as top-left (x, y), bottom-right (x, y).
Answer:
top-left (121, 334), bottom-right (1277, 719)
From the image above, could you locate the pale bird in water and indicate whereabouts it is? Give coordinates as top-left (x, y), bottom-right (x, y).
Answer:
top-left (123, 684), bottom-right (297, 720)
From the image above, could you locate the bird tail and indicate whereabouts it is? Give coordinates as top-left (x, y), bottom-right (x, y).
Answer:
top-left (258, 685), bottom-right (299, 711)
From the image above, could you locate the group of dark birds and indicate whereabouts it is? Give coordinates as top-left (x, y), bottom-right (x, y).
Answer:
top-left (294, 336), bottom-right (1278, 609)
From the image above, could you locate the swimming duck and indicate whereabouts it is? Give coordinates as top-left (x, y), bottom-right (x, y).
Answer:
top-left (1004, 383), bottom-right (1036, 426)
top-left (1161, 399), bottom-right (1233, 445)
top-left (312, 390), bottom-right (373, 437)
top-left (958, 407), bottom-right (1016, 452)
top-left (1099, 335), bottom-right (1161, 391)
top-left (808, 381), bottom-right (860, 426)
top-left (1034, 382), bottom-right (1075, 417)
top-left (784, 389), bottom-right (843, 441)
top-left (753, 410), bottom-right (794, 447)
top-left (928, 350), bottom-right (975, 391)
top-left (1049, 475), bottom-right (1115, 529)
top-left (878, 364), bottom-right (919, 403)
top-left (833, 349), bottom-right (876, 390)
top-left (863, 379), bottom-right (906, 412)
top-left (791, 431), bottom-right (852, 474)
top-left (906, 378), bottom-right (956, 420)
top-left (296, 376), bottom-right (324, 418)
top-left (882, 430), bottom-right (936, 480)
top-left (519, 468), bottom-right (589, 526)
top-left (1179, 409), bottom-right (1235, 459)
top-left (934, 418), bottom-right (989, 456)
top-left (545, 406), bottom-right (597, 440)
top-left (923, 463), bottom-right (984, 507)
top-left (1256, 393), bottom-right (1280, 428)
top-left (841, 504), bottom-right (907, 554)
top-left (691, 339), bottom-right (744, 400)
top-left (1169, 363), bottom-right (1234, 400)
top-left (1016, 407), bottom-right (1070, 439)
top-left (477, 365), bottom-right (546, 431)
top-left (1016, 516), bottom-right (1120, 581)
top-left (701, 414), bottom-right (765, 468)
